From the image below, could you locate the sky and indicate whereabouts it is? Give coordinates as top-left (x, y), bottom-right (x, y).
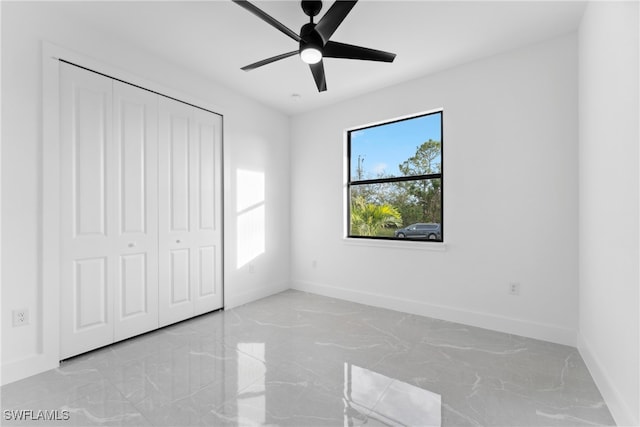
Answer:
top-left (350, 112), bottom-right (442, 180)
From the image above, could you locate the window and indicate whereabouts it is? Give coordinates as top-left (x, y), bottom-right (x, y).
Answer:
top-left (347, 110), bottom-right (443, 242)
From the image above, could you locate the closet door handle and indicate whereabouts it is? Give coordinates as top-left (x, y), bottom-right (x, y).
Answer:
top-left (176, 239), bottom-right (181, 244)
top-left (128, 242), bottom-right (135, 248)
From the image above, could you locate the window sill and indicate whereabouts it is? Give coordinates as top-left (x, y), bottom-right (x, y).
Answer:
top-left (342, 237), bottom-right (447, 251)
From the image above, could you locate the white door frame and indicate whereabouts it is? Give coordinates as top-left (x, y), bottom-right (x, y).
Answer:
top-left (37, 41), bottom-right (225, 379)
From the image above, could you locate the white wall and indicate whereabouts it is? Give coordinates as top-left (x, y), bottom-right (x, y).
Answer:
top-left (577, 2), bottom-right (640, 426)
top-left (291, 34), bottom-right (579, 346)
top-left (1, 2), bottom-right (291, 385)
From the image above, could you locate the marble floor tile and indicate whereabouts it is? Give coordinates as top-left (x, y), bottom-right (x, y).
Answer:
top-left (1, 289), bottom-right (615, 426)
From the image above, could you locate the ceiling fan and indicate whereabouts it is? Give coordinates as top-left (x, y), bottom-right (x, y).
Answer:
top-left (232, 0), bottom-right (396, 92)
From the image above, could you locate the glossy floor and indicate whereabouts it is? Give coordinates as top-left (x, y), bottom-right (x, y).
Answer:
top-left (1, 290), bottom-right (614, 426)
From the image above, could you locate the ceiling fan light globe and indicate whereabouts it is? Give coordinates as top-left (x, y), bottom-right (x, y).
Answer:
top-left (301, 47), bottom-right (322, 64)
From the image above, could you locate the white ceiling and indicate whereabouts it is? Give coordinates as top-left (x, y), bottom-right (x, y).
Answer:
top-left (42, 0), bottom-right (586, 115)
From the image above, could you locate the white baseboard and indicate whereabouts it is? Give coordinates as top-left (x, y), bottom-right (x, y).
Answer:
top-left (224, 281), bottom-right (290, 309)
top-left (577, 332), bottom-right (639, 427)
top-left (1, 354), bottom-right (59, 386)
top-left (292, 280), bottom-right (576, 346)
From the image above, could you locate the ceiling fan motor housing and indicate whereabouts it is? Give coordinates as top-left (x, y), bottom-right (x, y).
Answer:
top-left (300, 22), bottom-right (324, 50)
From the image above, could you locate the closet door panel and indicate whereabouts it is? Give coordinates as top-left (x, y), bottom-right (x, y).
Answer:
top-left (74, 88), bottom-right (108, 236)
top-left (113, 81), bottom-right (159, 341)
top-left (60, 63), bottom-right (115, 359)
top-left (158, 98), bottom-right (196, 326)
top-left (198, 246), bottom-right (216, 297)
top-left (120, 102), bottom-right (146, 234)
top-left (170, 249), bottom-right (192, 303)
top-left (198, 123), bottom-right (216, 231)
top-left (74, 257), bottom-right (108, 329)
top-left (192, 110), bottom-right (223, 315)
top-left (158, 98), bottom-right (223, 326)
top-left (120, 253), bottom-right (147, 316)
top-left (170, 116), bottom-right (191, 232)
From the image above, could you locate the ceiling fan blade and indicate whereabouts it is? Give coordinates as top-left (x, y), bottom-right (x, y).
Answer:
top-left (314, 1), bottom-right (358, 44)
top-left (309, 60), bottom-right (327, 92)
top-left (323, 41), bottom-right (396, 62)
top-left (241, 51), bottom-right (299, 71)
top-left (232, 0), bottom-right (301, 43)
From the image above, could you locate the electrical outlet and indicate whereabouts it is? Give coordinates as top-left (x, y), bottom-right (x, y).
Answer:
top-left (12, 309), bottom-right (29, 327)
top-left (248, 264), bottom-right (255, 274)
top-left (312, 260), bottom-right (317, 268)
top-left (508, 282), bottom-right (521, 296)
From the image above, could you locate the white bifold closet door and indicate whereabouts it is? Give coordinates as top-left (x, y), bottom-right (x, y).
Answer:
top-left (60, 64), bottom-right (159, 358)
top-left (59, 62), bottom-right (222, 359)
top-left (158, 97), bottom-right (223, 327)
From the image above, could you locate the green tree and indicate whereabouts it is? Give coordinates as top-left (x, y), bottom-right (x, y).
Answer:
top-left (395, 139), bottom-right (442, 224)
top-left (350, 196), bottom-right (402, 236)
top-left (399, 139), bottom-right (441, 175)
